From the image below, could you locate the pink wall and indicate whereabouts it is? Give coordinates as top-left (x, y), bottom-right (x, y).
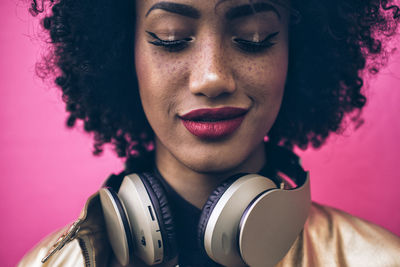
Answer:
top-left (1, 1), bottom-right (399, 266)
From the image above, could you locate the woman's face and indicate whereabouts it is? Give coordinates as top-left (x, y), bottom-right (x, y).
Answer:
top-left (135, 0), bottom-right (289, 175)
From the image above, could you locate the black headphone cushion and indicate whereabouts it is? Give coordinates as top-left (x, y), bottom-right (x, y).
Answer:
top-left (197, 174), bottom-right (245, 253)
top-left (140, 173), bottom-right (178, 261)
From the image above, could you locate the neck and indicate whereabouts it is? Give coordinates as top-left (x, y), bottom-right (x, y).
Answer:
top-left (155, 140), bottom-right (266, 209)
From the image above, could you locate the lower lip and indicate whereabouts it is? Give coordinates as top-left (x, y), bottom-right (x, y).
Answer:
top-left (181, 116), bottom-right (245, 139)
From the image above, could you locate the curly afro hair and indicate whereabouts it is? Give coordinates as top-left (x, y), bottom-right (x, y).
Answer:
top-left (30, 0), bottom-right (399, 162)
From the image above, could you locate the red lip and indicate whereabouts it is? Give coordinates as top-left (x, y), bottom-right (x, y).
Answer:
top-left (180, 107), bottom-right (247, 139)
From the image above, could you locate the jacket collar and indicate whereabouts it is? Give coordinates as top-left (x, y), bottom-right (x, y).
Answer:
top-left (42, 192), bottom-right (111, 267)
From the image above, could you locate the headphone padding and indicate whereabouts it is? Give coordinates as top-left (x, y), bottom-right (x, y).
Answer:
top-left (139, 173), bottom-right (178, 261)
top-left (197, 174), bottom-right (244, 254)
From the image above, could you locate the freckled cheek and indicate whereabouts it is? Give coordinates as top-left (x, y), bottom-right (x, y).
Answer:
top-left (135, 46), bottom-right (189, 124)
top-left (137, 50), bottom-right (186, 87)
top-left (238, 59), bottom-right (287, 101)
top-left (135, 46), bottom-right (165, 124)
top-left (136, 50), bottom-right (163, 91)
top-left (243, 58), bottom-right (287, 133)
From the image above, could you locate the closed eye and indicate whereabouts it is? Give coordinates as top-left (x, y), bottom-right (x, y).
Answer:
top-left (233, 31), bottom-right (280, 53)
top-left (146, 31), bottom-right (194, 52)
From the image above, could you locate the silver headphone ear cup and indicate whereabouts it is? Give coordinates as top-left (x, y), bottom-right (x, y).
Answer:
top-left (99, 188), bottom-right (133, 267)
top-left (202, 174), bottom-right (277, 267)
top-left (118, 174), bottom-right (166, 265)
top-left (239, 173), bottom-right (311, 267)
top-left (197, 174), bottom-right (238, 255)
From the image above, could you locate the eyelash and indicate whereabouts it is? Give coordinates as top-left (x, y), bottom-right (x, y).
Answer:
top-left (146, 31), bottom-right (193, 52)
top-left (146, 31), bottom-right (280, 53)
top-left (233, 31), bottom-right (279, 53)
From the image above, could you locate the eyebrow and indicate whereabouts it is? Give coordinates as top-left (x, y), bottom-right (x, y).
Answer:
top-left (145, 2), bottom-right (201, 19)
top-left (225, 3), bottom-right (281, 20)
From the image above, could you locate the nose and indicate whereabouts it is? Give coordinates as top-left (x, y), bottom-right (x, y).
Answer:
top-left (189, 40), bottom-right (236, 98)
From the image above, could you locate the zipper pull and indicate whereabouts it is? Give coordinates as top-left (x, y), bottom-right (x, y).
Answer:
top-left (41, 219), bottom-right (82, 263)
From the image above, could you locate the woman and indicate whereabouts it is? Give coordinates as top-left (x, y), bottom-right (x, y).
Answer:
top-left (19, 0), bottom-right (400, 266)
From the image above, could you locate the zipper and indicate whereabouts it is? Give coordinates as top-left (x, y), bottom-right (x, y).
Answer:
top-left (78, 237), bottom-right (92, 267)
top-left (41, 219), bottom-right (82, 264)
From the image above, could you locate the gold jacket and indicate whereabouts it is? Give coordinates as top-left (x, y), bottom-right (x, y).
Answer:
top-left (18, 192), bottom-right (400, 267)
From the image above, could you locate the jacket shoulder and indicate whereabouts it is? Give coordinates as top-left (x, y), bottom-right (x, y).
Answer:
top-left (308, 202), bottom-right (400, 249)
top-left (280, 202), bottom-right (400, 267)
top-left (18, 226), bottom-right (85, 267)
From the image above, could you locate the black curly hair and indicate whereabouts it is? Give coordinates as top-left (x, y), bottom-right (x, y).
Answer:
top-left (30, 0), bottom-right (399, 163)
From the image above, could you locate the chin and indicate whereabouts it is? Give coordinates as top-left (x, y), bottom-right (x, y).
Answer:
top-left (188, 160), bottom-right (238, 175)
top-left (181, 145), bottom-right (253, 175)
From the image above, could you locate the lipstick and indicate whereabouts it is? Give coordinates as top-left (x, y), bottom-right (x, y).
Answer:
top-left (179, 107), bottom-right (247, 139)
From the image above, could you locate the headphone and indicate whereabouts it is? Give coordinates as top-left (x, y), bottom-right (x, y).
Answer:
top-left (99, 145), bottom-right (310, 267)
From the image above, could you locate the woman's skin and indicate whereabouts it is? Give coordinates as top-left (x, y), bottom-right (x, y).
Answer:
top-left (135, 0), bottom-right (290, 209)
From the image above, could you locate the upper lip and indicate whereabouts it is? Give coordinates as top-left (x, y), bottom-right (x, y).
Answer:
top-left (180, 107), bottom-right (248, 121)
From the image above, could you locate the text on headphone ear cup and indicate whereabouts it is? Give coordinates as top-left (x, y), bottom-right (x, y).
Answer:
top-left (139, 173), bottom-right (178, 261)
top-left (118, 174), bottom-right (166, 265)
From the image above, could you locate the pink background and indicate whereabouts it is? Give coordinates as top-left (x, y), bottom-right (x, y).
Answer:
top-left (1, 1), bottom-right (399, 266)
